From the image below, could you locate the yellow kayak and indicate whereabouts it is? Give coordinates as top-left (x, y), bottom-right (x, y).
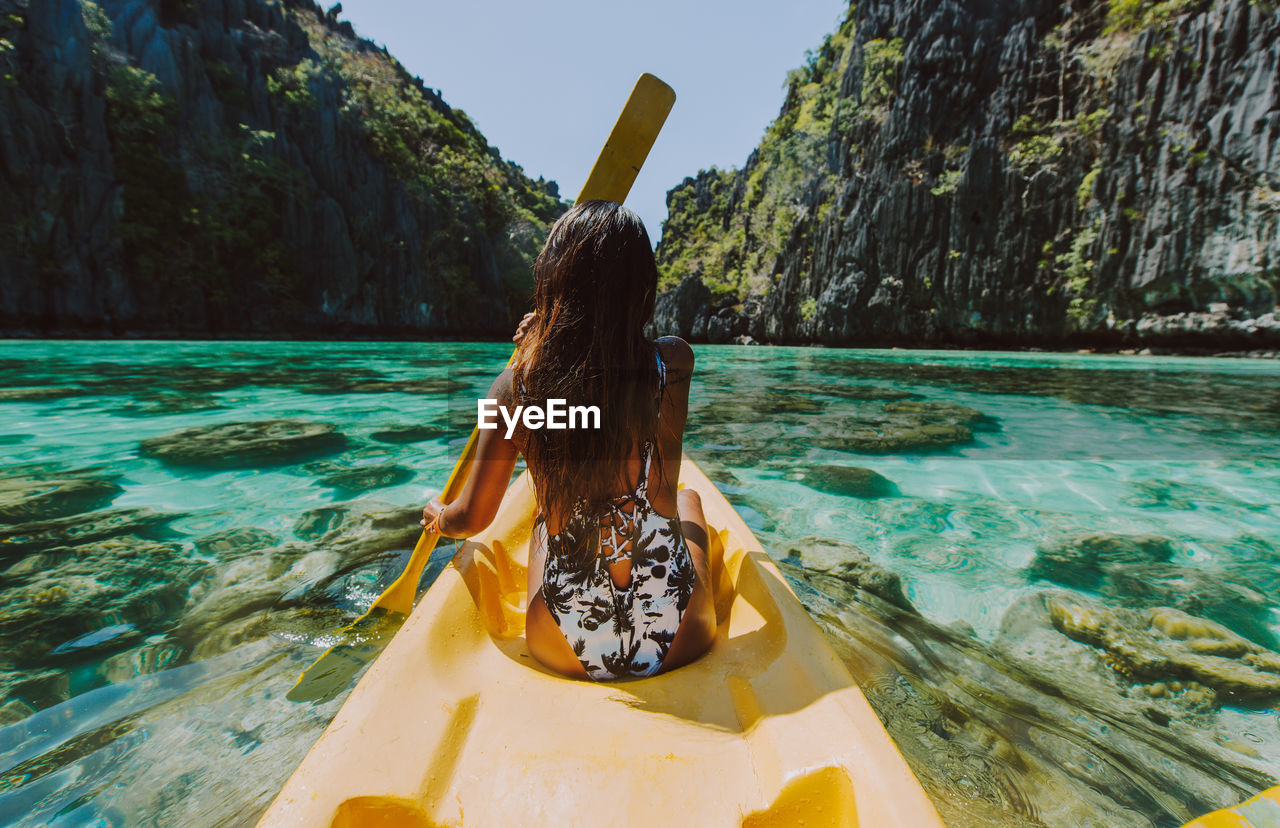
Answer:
top-left (1182, 785), bottom-right (1280, 827)
top-left (259, 457), bottom-right (942, 827)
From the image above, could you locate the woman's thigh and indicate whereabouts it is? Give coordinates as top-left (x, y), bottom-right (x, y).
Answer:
top-left (526, 592), bottom-right (590, 679)
top-left (659, 489), bottom-right (717, 673)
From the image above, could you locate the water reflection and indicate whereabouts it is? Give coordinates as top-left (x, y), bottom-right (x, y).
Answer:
top-left (0, 341), bottom-right (1276, 826)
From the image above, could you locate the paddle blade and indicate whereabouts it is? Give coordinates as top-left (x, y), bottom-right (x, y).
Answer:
top-left (287, 610), bottom-right (402, 704)
top-left (577, 73), bottom-right (676, 204)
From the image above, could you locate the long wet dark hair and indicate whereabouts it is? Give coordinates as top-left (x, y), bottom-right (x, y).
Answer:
top-left (513, 200), bottom-right (663, 521)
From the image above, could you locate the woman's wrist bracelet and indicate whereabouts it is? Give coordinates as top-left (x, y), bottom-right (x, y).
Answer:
top-left (427, 510), bottom-right (445, 536)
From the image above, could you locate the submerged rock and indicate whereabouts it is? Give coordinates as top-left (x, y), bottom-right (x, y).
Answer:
top-left (293, 499), bottom-right (423, 563)
top-left (1027, 532), bottom-right (1276, 647)
top-left (0, 668), bottom-right (69, 717)
top-left (193, 527), bottom-right (282, 559)
top-left (0, 508), bottom-right (178, 557)
top-left (0, 387), bottom-right (89, 402)
top-left (318, 464), bottom-right (416, 494)
top-left (98, 638), bottom-right (185, 684)
top-left (368, 424), bottom-right (449, 444)
top-left (780, 536), bottom-right (912, 611)
top-left (778, 382), bottom-right (917, 401)
top-left (294, 376), bottom-right (469, 396)
top-left (110, 395), bottom-right (224, 418)
top-left (1044, 593), bottom-right (1280, 704)
top-left (0, 535), bottom-right (208, 669)
top-left (1027, 532), bottom-right (1176, 590)
top-left (820, 419), bottom-right (974, 454)
top-left (0, 473), bottom-right (122, 524)
top-left (693, 389), bottom-right (829, 426)
top-left (178, 500), bottom-right (425, 658)
top-left (1121, 479), bottom-right (1258, 512)
top-left (784, 562), bottom-right (1277, 827)
top-left (799, 465), bottom-right (899, 499)
top-left (883, 400), bottom-right (993, 427)
top-left (138, 419), bottom-right (347, 469)
top-left (801, 399), bottom-right (992, 455)
top-left (177, 549), bottom-right (321, 649)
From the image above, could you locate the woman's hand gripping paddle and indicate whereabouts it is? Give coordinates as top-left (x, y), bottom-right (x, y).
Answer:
top-left (288, 74), bottom-right (676, 703)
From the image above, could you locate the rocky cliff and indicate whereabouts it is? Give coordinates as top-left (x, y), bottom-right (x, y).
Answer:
top-left (652, 0), bottom-right (1280, 350)
top-left (0, 0), bottom-right (566, 337)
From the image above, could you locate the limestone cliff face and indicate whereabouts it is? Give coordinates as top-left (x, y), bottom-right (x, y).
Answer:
top-left (653, 0), bottom-right (1280, 350)
top-left (0, 0), bottom-right (565, 336)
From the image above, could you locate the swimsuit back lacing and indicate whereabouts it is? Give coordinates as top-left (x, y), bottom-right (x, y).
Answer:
top-left (535, 352), bottom-right (696, 680)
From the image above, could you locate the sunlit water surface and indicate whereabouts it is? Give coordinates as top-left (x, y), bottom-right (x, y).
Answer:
top-left (1, 341), bottom-right (1277, 826)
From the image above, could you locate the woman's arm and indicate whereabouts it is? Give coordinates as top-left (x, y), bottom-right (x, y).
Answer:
top-left (651, 336), bottom-right (694, 505)
top-left (655, 335), bottom-right (694, 442)
top-left (421, 369), bottom-right (519, 538)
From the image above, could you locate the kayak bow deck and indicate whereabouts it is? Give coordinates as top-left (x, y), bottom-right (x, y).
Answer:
top-left (259, 458), bottom-right (942, 827)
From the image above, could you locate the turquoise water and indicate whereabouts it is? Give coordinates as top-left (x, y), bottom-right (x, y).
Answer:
top-left (1, 341), bottom-right (1277, 826)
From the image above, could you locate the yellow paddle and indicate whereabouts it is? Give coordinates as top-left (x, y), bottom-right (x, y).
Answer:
top-left (288, 73), bottom-right (676, 703)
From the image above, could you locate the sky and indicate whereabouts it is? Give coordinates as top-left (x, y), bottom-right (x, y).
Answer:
top-left (334, 0), bottom-right (846, 242)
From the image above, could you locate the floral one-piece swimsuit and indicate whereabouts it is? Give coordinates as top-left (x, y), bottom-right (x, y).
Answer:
top-left (535, 358), bottom-right (696, 680)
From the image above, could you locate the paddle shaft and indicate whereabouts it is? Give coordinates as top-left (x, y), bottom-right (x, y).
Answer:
top-left (367, 74), bottom-right (676, 617)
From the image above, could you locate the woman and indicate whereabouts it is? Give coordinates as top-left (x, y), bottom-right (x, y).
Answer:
top-left (420, 200), bottom-right (716, 680)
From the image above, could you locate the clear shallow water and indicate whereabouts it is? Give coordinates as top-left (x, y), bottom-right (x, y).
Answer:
top-left (1, 341), bottom-right (1277, 826)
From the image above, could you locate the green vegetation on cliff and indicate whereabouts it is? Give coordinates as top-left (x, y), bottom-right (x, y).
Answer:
top-left (657, 14), bottom-right (855, 304)
top-left (280, 8), bottom-right (565, 317)
top-left (1, 0), bottom-right (567, 335)
top-left (654, 0), bottom-right (1279, 348)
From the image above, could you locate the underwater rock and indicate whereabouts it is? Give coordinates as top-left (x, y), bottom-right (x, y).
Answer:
top-left (1106, 564), bottom-right (1277, 649)
top-left (1027, 533), bottom-right (1276, 647)
top-left (759, 394), bottom-right (827, 415)
top-left (0, 697), bottom-right (37, 726)
top-left (804, 399), bottom-right (991, 455)
top-left (188, 611), bottom-right (275, 661)
top-left (294, 376), bottom-right (469, 396)
top-left (0, 386), bottom-right (89, 402)
top-left (368, 424), bottom-right (449, 444)
top-left (0, 535), bottom-right (208, 669)
top-left (293, 507), bottom-right (348, 542)
top-left (193, 527), bottom-right (282, 559)
top-left (99, 638), bottom-right (185, 684)
top-left (780, 537), bottom-right (913, 611)
top-left (1044, 592), bottom-right (1280, 704)
top-left (883, 400), bottom-right (993, 428)
top-left (300, 447), bottom-right (399, 476)
top-left (733, 502), bottom-right (777, 534)
top-left (688, 426), bottom-right (793, 468)
top-left (292, 500), bottom-right (422, 561)
top-left (318, 464), bottom-right (415, 494)
top-left (824, 420), bottom-right (974, 454)
top-left (0, 508), bottom-right (178, 556)
top-left (1026, 532), bottom-right (1176, 590)
top-left (138, 419), bottom-right (348, 469)
top-left (0, 667), bottom-right (69, 717)
top-left (1121, 479), bottom-right (1257, 512)
top-left (110, 394), bottom-right (223, 417)
top-left (177, 546), bottom-right (330, 648)
top-left (0, 473), bottom-right (122, 524)
top-left (785, 562), bottom-right (1277, 826)
top-left (778, 382), bottom-right (917, 401)
top-left (703, 466), bottom-right (743, 489)
top-left (799, 465), bottom-right (899, 499)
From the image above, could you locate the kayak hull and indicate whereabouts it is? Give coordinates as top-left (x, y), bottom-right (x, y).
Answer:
top-left (260, 458), bottom-right (942, 827)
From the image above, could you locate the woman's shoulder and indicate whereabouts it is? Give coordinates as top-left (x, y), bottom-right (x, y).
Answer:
top-left (654, 336), bottom-right (694, 377)
top-left (488, 366), bottom-right (516, 405)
